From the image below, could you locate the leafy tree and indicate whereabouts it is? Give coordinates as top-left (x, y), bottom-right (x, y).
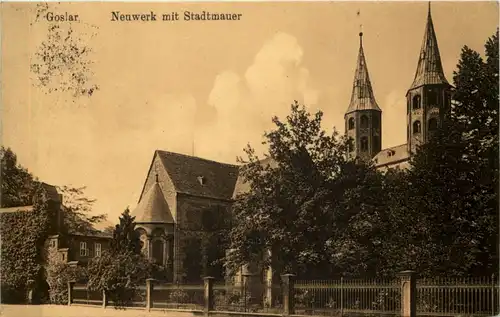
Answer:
top-left (226, 101), bottom-right (383, 279)
top-left (0, 185), bottom-right (51, 303)
top-left (30, 2), bottom-right (99, 97)
top-left (58, 185), bottom-right (107, 235)
top-left (0, 147), bottom-right (108, 302)
top-left (87, 209), bottom-right (154, 307)
top-left (109, 208), bottom-right (142, 254)
top-left (1, 147), bottom-right (38, 208)
top-left (402, 30), bottom-right (499, 278)
top-left (0, 147), bottom-right (107, 235)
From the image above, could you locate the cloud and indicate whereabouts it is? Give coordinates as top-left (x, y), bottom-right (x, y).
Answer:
top-left (196, 32), bottom-right (319, 163)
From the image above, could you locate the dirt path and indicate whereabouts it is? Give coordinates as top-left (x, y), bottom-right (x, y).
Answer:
top-left (0, 304), bottom-right (200, 317)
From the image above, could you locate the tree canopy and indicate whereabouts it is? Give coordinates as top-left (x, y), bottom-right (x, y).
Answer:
top-left (87, 209), bottom-right (154, 307)
top-left (226, 30), bottom-right (499, 280)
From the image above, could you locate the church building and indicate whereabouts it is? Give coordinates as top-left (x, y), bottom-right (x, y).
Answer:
top-left (131, 3), bottom-right (451, 283)
top-left (344, 3), bottom-right (452, 171)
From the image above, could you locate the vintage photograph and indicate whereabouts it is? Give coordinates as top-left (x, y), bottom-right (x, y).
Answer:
top-left (0, 1), bottom-right (498, 317)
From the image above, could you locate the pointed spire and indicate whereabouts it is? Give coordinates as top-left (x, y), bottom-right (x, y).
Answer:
top-left (408, 2), bottom-right (449, 91)
top-left (345, 32), bottom-right (381, 115)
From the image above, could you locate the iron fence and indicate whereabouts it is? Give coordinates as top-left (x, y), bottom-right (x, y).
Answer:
top-left (68, 276), bottom-right (500, 317)
top-left (295, 279), bottom-right (401, 316)
top-left (72, 284), bottom-right (102, 306)
top-left (417, 276), bottom-right (499, 316)
top-left (212, 281), bottom-right (283, 314)
top-left (151, 282), bottom-right (204, 310)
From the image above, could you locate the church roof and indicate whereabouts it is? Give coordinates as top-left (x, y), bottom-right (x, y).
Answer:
top-left (157, 151), bottom-right (240, 201)
top-left (373, 144), bottom-right (410, 168)
top-left (232, 157), bottom-right (277, 199)
top-left (408, 3), bottom-right (449, 91)
top-left (132, 180), bottom-right (174, 223)
top-left (345, 32), bottom-right (381, 115)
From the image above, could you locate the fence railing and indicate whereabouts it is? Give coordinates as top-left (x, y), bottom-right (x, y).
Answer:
top-left (295, 279), bottom-right (401, 316)
top-left (417, 277), bottom-right (499, 317)
top-left (67, 272), bottom-right (500, 317)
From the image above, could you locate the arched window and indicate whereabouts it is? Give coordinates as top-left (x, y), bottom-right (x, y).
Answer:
top-left (348, 117), bottom-right (355, 130)
top-left (372, 115), bottom-right (380, 129)
top-left (360, 115), bottom-right (369, 128)
top-left (428, 118), bottom-right (438, 131)
top-left (427, 90), bottom-right (438, 106)
top-left (412, 95), bottom-right (421, 110)
top-left (372, 136), bottom-right (380, 152)
top-left (360, 137), bottom-right (368, 152)
top-left (152, 240), bottom-right (164, 264)
top-left (413, 120), bottom-right (421, 134)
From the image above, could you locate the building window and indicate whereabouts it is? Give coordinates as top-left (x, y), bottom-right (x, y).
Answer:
top-left (95, 243), bottom-right (102, 257)
top-left (348, 117), bottom-right (355, 130)
top-left (360, 115), bottom-right (368, 128)
top-left (62, 253), bottom-right (65, 261)
top-left (360, 137), bottom-right (368, 152)
top-left (152, 240), bottom-right (164, 264)
top-left (413, 120), bottom-right (421, 134)
top-left (412, 95), bottom-right (421, 110)
top-left (428, 118), bottom-right (438, 131)
top-left (80, 242), bottom-right (87, 257)
top-left (427, 90), bottom-right (438, 106)
top-left (372, 115), bottom-right (380, 129)
top-left (50, 240), bottom-right (56, 248)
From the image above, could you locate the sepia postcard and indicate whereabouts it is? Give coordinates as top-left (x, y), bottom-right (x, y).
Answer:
top-left (0, 1), bottom-right (499, 317)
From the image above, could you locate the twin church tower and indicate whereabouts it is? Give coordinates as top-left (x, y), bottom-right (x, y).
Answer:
top-left (345, 3), bottom-right (453, 169)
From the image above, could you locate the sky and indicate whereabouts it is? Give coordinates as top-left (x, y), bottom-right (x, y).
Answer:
top-left (1, 1), bottom-right (498, 225)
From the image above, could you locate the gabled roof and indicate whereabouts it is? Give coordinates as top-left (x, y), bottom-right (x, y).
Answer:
top-left (157, 150), bottom-right (240, 201)
top-left (232, 157), bottom-right (277, 199)
top-left (132, 181), bottom-right (174, 223)
top-left (373, 144), bottom-right (410, 168)
top-left (345, 32), bottom-right (381, 115)
top-left (408, 3), bottom-right (449, 91)
top-left (40, 183), bottom-right (61, 202)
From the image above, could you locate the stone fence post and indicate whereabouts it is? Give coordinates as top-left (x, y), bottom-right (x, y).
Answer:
top-left (67, 280), bottom-right (75, 306)
top-left (26, 279), bottom-right (35, 304)
top-left (281, 274), bottom-right (296, 316)
top-left (399, 270), bottom-right (417, 317)
top-left (102, 290), bottom-right (108, 308)
top-left (146, 278), bottom-right (155, 311)
top-left (204, 276), bottom-right (215, 317)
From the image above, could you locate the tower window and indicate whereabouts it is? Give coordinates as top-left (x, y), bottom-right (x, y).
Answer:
top-left (428, 118), bottom-right (438, 131)
top-left (152, 240), bottom-right (164, 265)
top-left (360, 115), bottom-right (369, 129)
top-left (413, 120), bottom-right (422, 134)
top-left (348, 117), bottom-right (355, 130)
top-left (360, 137), bottom-right (368, 152)
top-left (197, 176), bottom-right (206, 185)
top-left (427, 90), bottom-right (438, 106)
top-left (412, 95), bottom-right (421, 110)
top-left (373, 136), bottom-right (380, 152)
top-left (372, 115), bottom-right (380, 129)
